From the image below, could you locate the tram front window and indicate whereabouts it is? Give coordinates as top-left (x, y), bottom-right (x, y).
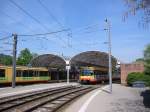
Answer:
top-left (82, 70), bottom-right (94, 76)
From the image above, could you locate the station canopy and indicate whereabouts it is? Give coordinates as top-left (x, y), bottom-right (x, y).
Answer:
top-left (70, 51), bottom-right (117, 68)
top-left (30, 51), bottom-right (117, 70)
top-left (30, 54), bottom-right (66, 70)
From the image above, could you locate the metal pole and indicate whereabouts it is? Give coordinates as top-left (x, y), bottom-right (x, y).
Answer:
top-left (65, 60), bottom-right (70, 84)
top-left (67, 68), bottom-right (69, 84)
top-left (105, 19), bottom-right (112, 93)
top-left (12, 33), bottom-right (17, 88)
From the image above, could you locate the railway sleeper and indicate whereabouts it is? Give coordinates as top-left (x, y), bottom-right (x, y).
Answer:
top-left (0, 86), bottom-right (74, 104)
top-left (0, 86), bottom-right (77, 112)
top-left (32, 87), bottom-right (95, 112)
top-left (8, 87), bottom-right (91, 112)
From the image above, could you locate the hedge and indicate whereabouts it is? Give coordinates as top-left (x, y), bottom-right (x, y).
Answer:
top-left (127, 72), bottom-right (150, 86)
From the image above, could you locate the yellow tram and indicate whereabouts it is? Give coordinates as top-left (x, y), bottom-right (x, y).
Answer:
top-left (79, 66), bottom-right (108, 83)
top-left (79, 66), bottom-right (120, 84)
top-left (0, 66), bottom-right (50, 84)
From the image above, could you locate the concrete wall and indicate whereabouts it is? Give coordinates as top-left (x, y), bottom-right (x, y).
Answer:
top-left (121, 63), bottom-right (144, 85)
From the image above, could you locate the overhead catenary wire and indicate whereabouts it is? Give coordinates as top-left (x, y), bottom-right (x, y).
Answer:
top-left (37, 0), bottom-right (64, 28)
top-left (72, 23), bottom-right (100, 34)
top-left (0, 35), bottom-right (13, 55)
top-left (0, 35), bottom-right (12, 41)
top-left (18, 28), bottom-right (70, 37)
top-left (9, 0), bottom-right (70, 46)
top-left (37, 0), bottom-right (70, 46)
top-left (0, 10), bottom-right (38, 34)
top-left (9, 0), bottom-right (50, 31)
top-left (2, 42), bottom-right (13, 45)
top-left (0, 31), bottom-right (12, 35)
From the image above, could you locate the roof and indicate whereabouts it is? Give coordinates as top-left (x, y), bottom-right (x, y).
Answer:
top-left (70, 51), bottom-right (117, 68)
top-left (30, 51), bottom-right (117, 70)
top-left (0, 66), bottom-right (48, 71)
top-left (30, 54), bottom-right (66, 69)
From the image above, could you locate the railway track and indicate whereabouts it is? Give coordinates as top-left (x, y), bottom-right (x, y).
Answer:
top-left (0, 85), bottom-right (97, 112)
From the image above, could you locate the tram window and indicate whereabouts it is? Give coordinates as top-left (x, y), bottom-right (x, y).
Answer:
top-left (28, 70), bottom-right (34, 77)
top-left (33, 71), bottom-right (38, 77)
top-left (0, 69), bottom-right (5, 77)
top-left (90, 72), bottom-right (94, 75)
top-left (23, 70), bottom-right (28, 77)
top-left (82, 70), bottom-right (94, 76)
top-left (39, 71), bottom-right (48, 76)
top-left (36, 71), bottom-right (39, 77)
top-left (16, 70), bottom-right (22, 77)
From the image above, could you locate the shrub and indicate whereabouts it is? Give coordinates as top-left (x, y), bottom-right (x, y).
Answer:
top-left (127, 72), bottom-right (150, 86)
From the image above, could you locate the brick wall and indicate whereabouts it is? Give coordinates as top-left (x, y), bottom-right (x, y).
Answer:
top-left (121, 63), bottom-right (144, 85)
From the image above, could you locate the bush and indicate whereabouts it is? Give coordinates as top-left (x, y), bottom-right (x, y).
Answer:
top-left (127, 72), bottom-right (150, 86)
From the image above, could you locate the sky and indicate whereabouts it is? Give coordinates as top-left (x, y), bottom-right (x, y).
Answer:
top-left (0, 0), bottom-right (150, 63)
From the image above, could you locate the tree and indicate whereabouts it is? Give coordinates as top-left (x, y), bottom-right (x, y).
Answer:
top-left (124, 0), bottom-right (150, 27)
top-left (17, 48), bottom-right (33, 66)
top-left (127, 72), bottom-right (150, 86)
top-left (144, 44), bottom-right (150, 75)
top-left (133, 58), bottom-right (144, 63)
top-left (0, 54), bottom-right (12, 65)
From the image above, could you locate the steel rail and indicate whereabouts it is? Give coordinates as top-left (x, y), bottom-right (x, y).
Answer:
top-left (1, 86), bottom-right (96, 112)
top-left (0, 86), bottom-right (73, 104)
top-left (0, 86), bottom-right (76, 111)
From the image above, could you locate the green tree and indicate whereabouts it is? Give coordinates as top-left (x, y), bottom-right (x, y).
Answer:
top-left (127, 72), bottom-right (150, 86)
top-left (144, 44), bottom-right (150, 75)
top-left (0, 54), bottom-right (12, 65)
top-left (17, 48), bottom-right (33, 66)
top-left (133, 58), bottom-right (144, 63)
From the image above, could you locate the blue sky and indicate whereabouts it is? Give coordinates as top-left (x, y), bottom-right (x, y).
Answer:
top-left (0, 0), bottom-right (149, 63)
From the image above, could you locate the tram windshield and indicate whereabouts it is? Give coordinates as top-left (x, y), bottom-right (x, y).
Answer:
top-left (81, 70), bottom-right (94, 76)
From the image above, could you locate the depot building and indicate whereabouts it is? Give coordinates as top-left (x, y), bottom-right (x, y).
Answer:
top-left (30, 51), bottom-right (118, 81)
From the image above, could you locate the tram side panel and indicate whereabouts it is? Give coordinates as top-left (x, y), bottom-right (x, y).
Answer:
top-left (0, 67), bottom-right (12, 84)
top-left (0, 66), bottom-right (50, 85)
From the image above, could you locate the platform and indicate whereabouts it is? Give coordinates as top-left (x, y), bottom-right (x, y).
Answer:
top-left (0, 82), bottom-right (79, 98)
top-left (62, 84), bottom-right (150, 112)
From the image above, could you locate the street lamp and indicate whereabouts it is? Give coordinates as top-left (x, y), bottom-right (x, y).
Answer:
top-left (104, 19), bottom-right (112, 93)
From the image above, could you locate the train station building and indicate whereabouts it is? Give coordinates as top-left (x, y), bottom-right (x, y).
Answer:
top-left (30, 51), bottom-right (118, 82)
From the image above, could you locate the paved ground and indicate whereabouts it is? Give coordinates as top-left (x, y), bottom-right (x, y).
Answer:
top-left (62, 84), bottom-right (150, 112)
top-left (0, 82), bottom-right (79, 98)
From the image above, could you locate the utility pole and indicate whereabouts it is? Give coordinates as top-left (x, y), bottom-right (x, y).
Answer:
top-left (105, 19), bottom-right (112, 93)
top-left (12, 33), bottom-right (17, 88)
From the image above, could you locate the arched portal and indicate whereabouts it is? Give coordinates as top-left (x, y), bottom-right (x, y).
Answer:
top-left (30, 54), bottom-right (66, 81)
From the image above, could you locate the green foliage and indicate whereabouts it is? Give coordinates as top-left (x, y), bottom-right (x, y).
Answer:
top-left (17, 48), bottom-right (34, 66)
top-left (135, 58), bottom-right (144, 63)
top-left (127, 72), bottom-right (150, 86)
top-left (144, 44), bottom-right (150, 75)
top-left (0, 54), bottom-right (12, 65)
